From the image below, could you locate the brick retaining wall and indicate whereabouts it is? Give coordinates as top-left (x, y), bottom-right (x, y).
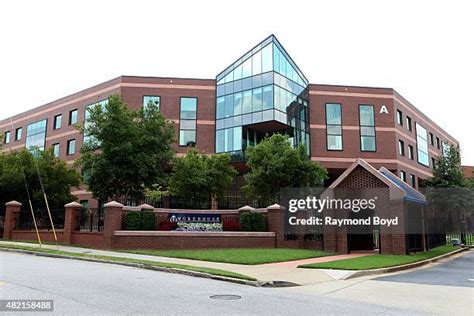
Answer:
top-left (112, 231), bottom-right (275, 250)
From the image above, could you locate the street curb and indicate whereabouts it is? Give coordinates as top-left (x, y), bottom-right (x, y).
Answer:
top-left (343, 247), bottom-right (469, 280)
top-left (0, 247), bottom-right (270, 287)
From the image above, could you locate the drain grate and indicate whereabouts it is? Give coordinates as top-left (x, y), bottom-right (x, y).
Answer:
top-left (210, 295), bottom-right (242, 300)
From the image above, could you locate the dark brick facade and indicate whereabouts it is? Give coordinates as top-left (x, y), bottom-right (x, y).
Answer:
top-left (1, 77), bottom-right (458, 190)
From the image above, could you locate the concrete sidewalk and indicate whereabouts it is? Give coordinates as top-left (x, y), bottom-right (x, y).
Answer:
top-left (0, 241), bottom-right (363, 285)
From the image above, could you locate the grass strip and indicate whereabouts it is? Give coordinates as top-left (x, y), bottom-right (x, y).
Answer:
top-left (298, 245), bottom-right (460, 270)
top-left (122, 248), bottom-right (332, 265)
top-left (0, 244), bottom-right (256, 281)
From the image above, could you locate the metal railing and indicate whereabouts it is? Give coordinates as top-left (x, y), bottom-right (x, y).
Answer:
top-left (15, 209), bottom-right (65, 230)
top-left (76, 208), bottom-right (104, 232)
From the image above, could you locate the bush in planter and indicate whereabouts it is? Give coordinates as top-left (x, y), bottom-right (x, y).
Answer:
top-left (123, 211), bottom-right (156, 230)
top-left (222, 219), bottom-right (241, 231)
top-left (239, 212), bottom-right (267, 232)
top-left (239, 212), bottom-right (253, 231)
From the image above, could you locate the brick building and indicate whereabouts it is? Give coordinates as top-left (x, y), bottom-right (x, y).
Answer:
top-left (1, 35), bottom-right (459, 206)
top-left (462, 166), bottom-right (474, 179)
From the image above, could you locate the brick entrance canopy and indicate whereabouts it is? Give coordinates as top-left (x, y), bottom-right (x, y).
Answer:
top-left (323, 158), bottom-right (427, 255)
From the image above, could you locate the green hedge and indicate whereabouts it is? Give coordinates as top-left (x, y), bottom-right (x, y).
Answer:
top-left (239, 212), bottom-right (267, 232)
top-left (123, 211), bottom-right (156, 230)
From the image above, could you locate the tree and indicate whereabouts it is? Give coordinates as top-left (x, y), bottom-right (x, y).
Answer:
top-left (424, 145), bottom-right (473, 235)
top-left (242, 133), bottom-right (327, 204)
top-left (77, 95), bottom-right (175, 201)
top-left (0, 148), bottom-right (80, 209)
top-left (425, 145), bottom-right (466, 188)
top-left (168, 150), bottom-right (237, 201)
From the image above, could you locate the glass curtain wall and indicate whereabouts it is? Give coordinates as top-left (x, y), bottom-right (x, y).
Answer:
top-left (215, 35), bottom-right (310, 157)
top-left (84, 99), bottom-right (108, 145)
top-left (26, 119), bottom-right (47, 151)
top-left (415, 122), bottom-right (429, 166)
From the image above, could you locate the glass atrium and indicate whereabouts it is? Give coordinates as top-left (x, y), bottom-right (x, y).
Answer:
top-left (215, 35), bottom-right (310, 159)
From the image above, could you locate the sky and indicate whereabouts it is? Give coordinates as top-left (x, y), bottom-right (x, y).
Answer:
top-left (0, 0), bottom-right (473, 164)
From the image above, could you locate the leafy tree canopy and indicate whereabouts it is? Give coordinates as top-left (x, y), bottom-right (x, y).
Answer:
top-left (424, 145), bottom-right (473, 224)
top-left (168, 150), bottom-right (237, 201)
top-left (0, 148), bottom-right (80, 210)
top-left (77, 95), bottom-right (175, 201)
top-left (242, 133), bottom-right (327, 204)
top-left (426, 145), bottom-right (467, 188)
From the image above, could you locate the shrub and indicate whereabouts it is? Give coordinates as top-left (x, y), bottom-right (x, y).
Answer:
top-left (222, 219), bottom-right (241, 231)
top-left (239, 212), bottom-right (253, 231)
top-left (251, 212), bottom-right (266, 231)
top-left (239, 212), bottom-right (267, 232)
top-left (158, 221), bottom-right (178, 231)
top-left (123, 211), bottom-right (156, 230)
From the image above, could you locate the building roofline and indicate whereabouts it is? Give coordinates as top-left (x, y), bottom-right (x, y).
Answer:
top-left (0, 76), bottom-right (123, 124)
top-left (120, 75), bottom-right (215, 82)
top-left (310, 82), bottom-right (458, 144)
top-left (0, 75), bottom-right (215, 125)
top-left (0, 75), bottom-right (459, 146)
top-left (391, 88), bottom-right (458, 144)
top-left (216, 34), bottom-right (275, 80)
top-left (216, 34), bottom-right (309, 85)
top-left (309, 83), bottom-right (393, 91)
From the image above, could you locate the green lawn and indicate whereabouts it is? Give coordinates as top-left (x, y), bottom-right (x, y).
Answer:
top-left (122, 248), bottom-right (332, 265)
top-left (0, 244), bottom-right (256, 281)
top-left (298, 245), bottom-right (460, 270)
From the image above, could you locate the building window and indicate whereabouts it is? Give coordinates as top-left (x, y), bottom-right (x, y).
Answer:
top-left (442, 142), bottom-right (450, 158)
top-left (410, 174), bottom-right (416, 187)
top-left (67, 139), bottom-right (76, 155)
top-left (15, 127), bottom-right (22, 141)
top-left (215, 126), bottom-right (242, 153)
top-left (408, 145), bottom-right (414, 160)
top-left (400, 170), bottom-right (406, 182)
top-left (69, 109), bottom-right (78, 125)
top-left (397, 110), bottom-right (403, 126)
top-left (215, 37), bottom-right (309, 155)
top-left (54, 114), bottom-right (62, 130)
top-left (143, 95), bottom-right (160, 110)
top-left (359, 105), bottom-right (376, 152)
top-left (429, 132), bottom-right (434, 146)
top-left (398, 140), bottom-right (405, 156)
top-left (4, 131), bottom-right (10, 144)
top-left (436, 137), bottom-right (440, 149)
top-left (84, 100), bottom-right (108, 145)
top-left (431, 157), bottom-right (436, 168)
top-left (179, 97), bottom-right (197, 146)
top-left (326, 103), bottom-right (342, 150)
top-left (416, 123), bottom-right (429, 166)
top-left (406, 116), bottom-right (412, 131)
top-left (52, 143), bottom-right (60, 158)
top-left (26, 119), bottom-right (47, 151)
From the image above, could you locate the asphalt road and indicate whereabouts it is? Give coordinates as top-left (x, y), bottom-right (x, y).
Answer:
top-left (375, 250), bottom-right (474, 288)
top-left (0, 251), bottom-right (420, 315)
top-left (285, 250), bottom-right (474, 315)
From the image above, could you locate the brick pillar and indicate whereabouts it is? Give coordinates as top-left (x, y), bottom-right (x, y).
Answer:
top-left (63, 201), bottom-right (82, 244)
top-left (137, 203), bottom-right (156, 229)
top-left (266, 204), bottom-right (285, 248)
top-left (103, 201), bottom-right (124, 249)
top-left (3, 200), bottom-right (22, 240)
